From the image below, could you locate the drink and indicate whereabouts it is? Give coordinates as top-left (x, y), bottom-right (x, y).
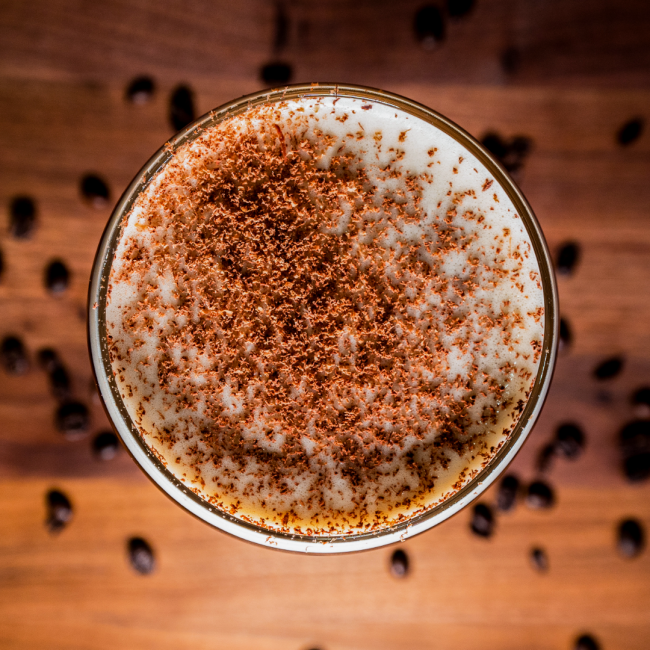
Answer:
top-left (91, 85), bottom-right (557, 551)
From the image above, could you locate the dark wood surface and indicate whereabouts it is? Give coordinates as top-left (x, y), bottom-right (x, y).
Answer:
top-left (1, 2), bottom-right (649, 649)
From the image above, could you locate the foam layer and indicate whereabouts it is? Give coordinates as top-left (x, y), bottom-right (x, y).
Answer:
top-left (106, 95), bottom-right (545, 535)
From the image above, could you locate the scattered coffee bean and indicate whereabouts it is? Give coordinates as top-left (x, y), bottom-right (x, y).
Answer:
top-left (530, 547), bottom-right (549, 572)
top-left (536, 443), bottom-right (556, 474)
top-left (500, 46), bottom-right (521, 75)
top-left (617, 519), bottom-right (645, 558)
top-left (46, 489), bottom-right (73, 533)
top-left (413, 5), bottom-right (446, 49)
top-left (128, 537), bottom-right (156, 575)
top-left (44, 260), bottom-right (70, 294)
top-left (619, 420), bottom-right (650, 457)
top-left (480, 132), bottom-right (532, 175)
top-left (559, 317), bottom-right (572, 351)
top-left (447, 0), bottom-right (474, 18)
top-left (169, 85), bottom-right (195, 131)
top-left (574, 634), bottom-right (600, 650)
top-left (623, 453), bottom-right (650, 483)
top-left (470, 503), bottom-right (494, 537)
top-left (93, 430), bottom-right (120, 460)
top-left (631, 387), bottom-right (650, 418)
top-left (273, 3), bottom-right (289, 53)
top-left (555, 423), bottom-right (585, 460)
top-left (526, 481), bottom-right (555, 510)
top-left (594, 356), bottom-right (624, 380)
top-left (496, 474), bottom-right (519, 512)
top-left (55, 401), bottom-right (90, 439)
top-left (556, 241), bottom-right (580, 276)
top-left (617, 117), bottom-right (644, 147)
top-left (38, 349), bottom-right (71, 401)
top-left (9, 196), bottom-right (37, 239)
top-left (126, 76), bottom-right (155, 104)
top-left (81, 174), bottom-right (110, 209)
top-left (1, 335), bottom-right (29, 375)
top-left (260, 62), bottom-right (293, 85)
top-left (390, 549), bottom-right (409, 578)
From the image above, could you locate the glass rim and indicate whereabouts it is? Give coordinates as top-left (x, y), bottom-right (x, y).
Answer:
top-left (88, 82), bottom-right (559, 554)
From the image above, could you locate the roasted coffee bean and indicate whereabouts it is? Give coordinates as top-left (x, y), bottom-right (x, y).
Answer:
top-left (536, 443), bottom-right (556, 474)
top-left (555, 423), bottom-right (585, 460)
top-left (44, 260), bottom-right (70, 294)
top-left (559, 317), bottom-right (572, 351)
top-left (619, 420), bottom-right (650, 457)
top-left (470, 503), bottom-right (494, 537)
top-left (631, 386), bottom-right (650, 413)
top-left (9, 196), bottom-right (37, 239)
top-left (496, 474), bottom-right (519, 512)
top-left (574, 634), bottom-right (600, 650)
top-left (38, 348), bottom-right (71, 402)
top-left (81, 174), bottom-right (110, 208)
top-left (37, 347), bottom-right (58, 372)
top-left (126, 76), bottom-right (155, 104)
top-left (260, 62), bottom-right (293, 85)
top-left (46, 489), bottom-right (73, 533)
top-left (526, 481), bottom-right (555, 510)
top-left (93, 430), bottom-right (120, 460)
top-left (169, 85), bottom-right (195, 131)
top-left (1, 336), bottom-right (29, 375)
top-left (556, 241), bottom-right (580, 276)
top-left (447, 0), bottom-right (474, 18)
top-left (500, 46), bottom-right (521, 75)
top-left (413, 5), bottom-right (445, 49)
top-left (617, 117), bottom-right (644, 146)
top-left (617, 519), bottom-right (645, 558)
top-left (390, 549), bottom-right (409, 578)
top-left (623, 453), bottom-right (650, 483)
top-left (55, 401), bottom-right (90, 439)
top-left (128, 537), bottom-right (156, 575)
top-left (594, 356), bottom-right (624, 380)
top-left (530, 547), bottom-right (549, 572)
top-left (481, 133), bottom-right (509, 160)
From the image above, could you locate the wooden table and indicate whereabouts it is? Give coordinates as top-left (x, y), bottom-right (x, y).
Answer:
top-left (1, 2), bottom-right (649, 649)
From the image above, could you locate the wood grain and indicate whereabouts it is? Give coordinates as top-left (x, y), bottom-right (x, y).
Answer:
top-left (1, 1), bottom-right (650, 649)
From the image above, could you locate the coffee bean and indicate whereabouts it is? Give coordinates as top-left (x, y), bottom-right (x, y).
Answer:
top-left (496, 474), bottom-right (519, 512)
top-left (559, 317), bottom-right (572, 351)
top-left (55, 401), bottom-right (90, 439)
top-left (574, 634), bottom-right (600, 650)
top-left (555, 423), bottom-right (585, 460)
top-left (9, 196), bottom-right (37, 239)
top-left (126, 76), bottom-right (155, 105)
top-left (447, 0), bottom-right (474, 18)
top-left (500, 46), bottom-right (521, 75)
top-left (617, 519), bottom-right (645, 558)
top-left (127, 537), bottom-right (155, 575)
top-left (556, 241), bottom-right (580, 276)
top-left (390, 548), bottom-right (409, 578)
top-left (631, 386), bottom-right (650, 415)
top-left (81, 174), bottom-right (110, 209)
top-left (169, 85), bottom-right (195, 131)
top-left (530, 547), bottom-right (549, 572)
top-left (93, 430), bottom-right (120, 460)
top-left (260, 62), bottom-right (293, 85)
top-left (413, 5), bottom-right (446, 49)
top-left (623, 453), bottom-right (650, 483)
top-left (617, 117), bottom-right (644, 147)
top-left (1, 335), bottom-right (29, 375)
top-left (619, 420), bottom-right (650, 457)
top-left (526, 481), bottom-right (555, 510)
top-left (470, 503), bottom-right (494, 537)
top-left (481, 133), bottom-right (509, 160)
top-left (37, 347), bottom-right (58, 372)
top-left (46, 489), bottom-right (73, 533)
top-left (594, 356), bottom-right (624, 380)
top-left (44, 260), bottom-right (70, 294)
top-left (536, 443), bottom-right (556, 473)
